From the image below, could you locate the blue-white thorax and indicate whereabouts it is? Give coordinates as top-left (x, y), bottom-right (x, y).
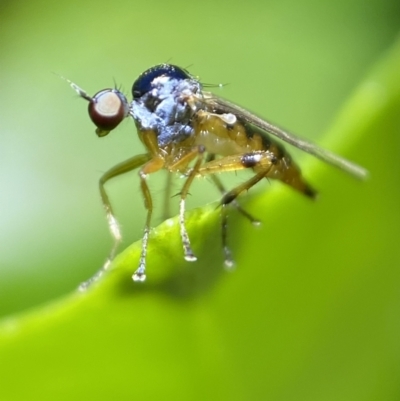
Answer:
top-left (130, 76), bottom-right (202, 147)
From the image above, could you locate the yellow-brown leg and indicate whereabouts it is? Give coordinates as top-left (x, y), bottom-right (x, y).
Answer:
top-left (198, 150), bottom-right (275, 267)
top-left (211, 174), bottom-right (260, 224)
top-left (135, 145), bottom-right (207, 281)
top-left (162, 171), bottom-right (174, 221)
top-left (208, 173), bottom-right (260, 268)
top-left (206, 154), bottom-right (260, 225)
top-left (133, 156), bottom-right (166, 282)
top-left (169, 145), bottom-right (207, 262)
top-left (79, 154), bottom-right (151, 290)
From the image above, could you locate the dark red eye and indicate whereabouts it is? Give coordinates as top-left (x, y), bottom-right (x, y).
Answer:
top-left (88, 89), bottom-right (129, 137)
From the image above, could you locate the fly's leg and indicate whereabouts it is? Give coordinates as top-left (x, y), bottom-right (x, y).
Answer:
top-left (208, 168), bottom-right (260, 225)
top-left (209, 173), bottom-right (260, 269)
top-left (220, 170), bottom-right (268, 268)
top-left (79, 154), bottom-right (151, 291)
top-left (133, 157), bottom-right (165, 282)
top-left (168, 145), bottom-right (207, 262)
top-left (198, 151), bottom-right (276, 268)
top-left (206, 155), bottom-right (260, 263)
top-left (220, 203), bottom-right (233, 268)
top-left (162, 172), bottom-right (174, 221)
top-left (100, 155), bottom-right (152, 263)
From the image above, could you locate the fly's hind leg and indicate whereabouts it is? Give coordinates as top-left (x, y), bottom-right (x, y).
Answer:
top-left (198, 151), bottom-right (276, 268)
top-left (79, 153), bottom-right (151, 291)
top-left (219, 169), bottom-right (268, 268)
top-left (206, 154), bottom-right (260, 226)
top-left (209, 173), bottom-right (260, 269)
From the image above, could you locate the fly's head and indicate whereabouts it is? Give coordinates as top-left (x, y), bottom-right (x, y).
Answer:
top-left (69, 64), bottom-right (204, 147)
top-left (68, 78), bottom-right (129, 138)
top-left (88, 89), bottom-right (130, 137)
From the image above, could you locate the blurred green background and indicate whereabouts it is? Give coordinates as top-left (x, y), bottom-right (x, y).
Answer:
top-left (1, 0), bottom-right (400, 400)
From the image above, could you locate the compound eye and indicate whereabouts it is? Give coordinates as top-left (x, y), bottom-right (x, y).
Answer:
top-left (88, 89), bottom-right (129, 137)
top-left (132, 64), bottom-right (190, 99)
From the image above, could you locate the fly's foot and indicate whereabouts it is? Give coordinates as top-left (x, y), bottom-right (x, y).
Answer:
top-left (223, 247), bottom-right (235, 270)
top-left (132, 265), bottom-right (146, 282)
top-left (184, 251), bottom-right (197, 262)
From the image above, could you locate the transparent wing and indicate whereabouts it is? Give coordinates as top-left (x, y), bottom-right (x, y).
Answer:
top-left (203, 93), bottom-right (368, 180)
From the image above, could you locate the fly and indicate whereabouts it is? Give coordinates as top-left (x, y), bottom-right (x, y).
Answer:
top-left (68, 64), bottom-right (368, 284)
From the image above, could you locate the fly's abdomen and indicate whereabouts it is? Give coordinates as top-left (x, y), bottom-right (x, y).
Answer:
top-left (262, 141), bottom-right (317, 199)
top-left (239, 121), bottom-right (316, 198)
top-left (194, 110), bottom-right (316, 198)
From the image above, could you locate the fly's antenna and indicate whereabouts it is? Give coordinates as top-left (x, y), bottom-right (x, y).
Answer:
top-left (201, 82), bottom-right (230, 89)
top-left (202, 82), bottom-right (228, 90)
top-left (54, 72), bottom-right (92, 101)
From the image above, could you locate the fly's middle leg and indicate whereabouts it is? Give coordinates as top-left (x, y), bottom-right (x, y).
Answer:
top-left (133, 156), bottom-right (165, 282)
top-left (169, 145), bottom-right (207, 262)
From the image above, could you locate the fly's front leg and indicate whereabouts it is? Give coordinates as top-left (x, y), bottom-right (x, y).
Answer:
top-left (132, 157), bottom-right (165, 282)
top-left (79, 154), bottom-right (151, 290)
top-left (198, 151), bottom-right (276, 268)
top-left (100, 154), bottom-right (151, 260)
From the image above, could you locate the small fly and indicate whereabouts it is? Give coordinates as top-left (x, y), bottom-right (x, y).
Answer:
top-left (68, 64), bottom-right (368, 283)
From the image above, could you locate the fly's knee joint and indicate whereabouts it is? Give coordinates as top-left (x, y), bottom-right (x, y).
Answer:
top-left (241, 152), bottom-right (263, 168)
top-left (221, 192), bottom-right (237, 206)
top-left (270, 154), bottom-right (278, 164)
